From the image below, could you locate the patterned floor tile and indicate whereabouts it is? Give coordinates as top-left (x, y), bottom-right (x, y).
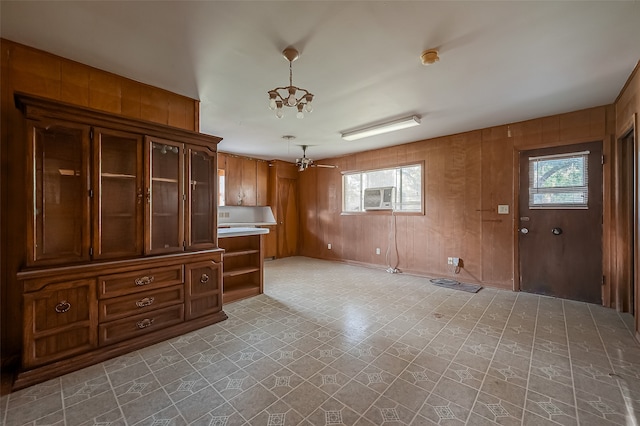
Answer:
top-left (280, 381), bottom-right (331, 418)
top-left (261, 368), bottom-right (305, 399)
top-left (227, 383), bottom-right (279, 421)
top-left (306, 397), bottom-right (362, 426)
top-left (249, 399), bottom-right (304, 426)
top-left (419, 392), bottom-right (470, 425)
top-left (472, 391), bottom-right (523, 425)
top-left (5, 257), bottom-right (640, 426)
top-left (333, 379), bottom-right (380, 416)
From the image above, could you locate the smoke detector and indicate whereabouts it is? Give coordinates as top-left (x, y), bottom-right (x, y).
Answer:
top-left (420, 49), bottom-right (439, 66)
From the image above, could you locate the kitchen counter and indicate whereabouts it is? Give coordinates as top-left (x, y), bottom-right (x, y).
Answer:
top-left (218, 227), bottom-right (270, 238)
top-left (217, 228), bottom-right (267, 303)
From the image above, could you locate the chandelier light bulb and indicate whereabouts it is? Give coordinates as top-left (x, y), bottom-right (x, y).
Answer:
top-left (276, 109), bottom-right (284, 119)
top-left (296, 104), bottom-right (304, 119)
top-left (287, 88), bottom-right (297, 106)
top-left (269, 95), bottom-right (277, 110)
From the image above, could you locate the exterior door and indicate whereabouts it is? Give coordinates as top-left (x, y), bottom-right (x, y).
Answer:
top-left (519, 141), bottom-right (603, 303)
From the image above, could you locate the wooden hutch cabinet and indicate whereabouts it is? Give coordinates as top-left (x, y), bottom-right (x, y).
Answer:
top-left (13, 93), bottom-right (226, 389)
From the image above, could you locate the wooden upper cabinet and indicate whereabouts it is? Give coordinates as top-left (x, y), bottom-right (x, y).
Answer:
top-left (145, 137), bottom-right (185, 255)
top-left (225, 155), bottom-right (256, 206)
top-left (187, 147), bottom-right (217, 249)
top-left (241, 158), bottom-right (257, 206)
top-left (225, 155), bottom-right (244, 206)
top-left (18, 93), bottom-right (222, 267)
top-left (257, 160), bottom-right (269, 206)
top-left (93, 128), bottom-right (144, 259)
top-left (27, 120), bottom-right (91, 266)
top-left (220, 154), bottom-right (269, 206)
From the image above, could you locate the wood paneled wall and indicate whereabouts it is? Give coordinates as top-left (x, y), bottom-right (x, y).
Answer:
top-left (0, 39), bottom-right (200, 366)
top-left (1, 39), bottom-right (199, 130)
top-left (298, 105), bottom-right (615, 295)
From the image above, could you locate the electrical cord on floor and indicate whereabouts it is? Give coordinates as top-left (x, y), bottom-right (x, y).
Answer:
top-left (385, 209), bottom-right (400, 273)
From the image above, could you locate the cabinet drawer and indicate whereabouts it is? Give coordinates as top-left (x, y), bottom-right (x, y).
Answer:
top-left (187, 261), bottom-right (221, 296)
top-left (99, 265), bottom-right (184, 298)
top-left (99, 285), bottom-right (184, 322)
top-left (99, 304), bottom-right (184, 346)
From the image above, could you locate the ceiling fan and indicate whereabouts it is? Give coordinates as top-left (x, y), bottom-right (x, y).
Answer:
top-left (295, 145), bottom-right (337, 172)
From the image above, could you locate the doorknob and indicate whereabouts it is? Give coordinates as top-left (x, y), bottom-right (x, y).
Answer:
top-left (552, 227), bottom-right (563, 235)
top-left (520, 228), bottom-right (529, 234)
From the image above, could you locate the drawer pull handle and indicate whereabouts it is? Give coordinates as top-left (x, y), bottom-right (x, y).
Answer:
top-left (200, 273), bottom-right (210, 284)
top-left (136, 297), bottom-right (155, 308)
top-left (135, 276), bottom-right (155, 286)
top-left (55, 301), bottom-right (71, 313)
top-left (136, 318), bottom-right (154, 329)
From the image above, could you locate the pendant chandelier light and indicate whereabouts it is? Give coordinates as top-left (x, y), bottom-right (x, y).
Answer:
top-left (268, 47), bottom-right (314, 119)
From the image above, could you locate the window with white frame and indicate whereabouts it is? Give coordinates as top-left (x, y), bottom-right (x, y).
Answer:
top-left (529, 151), bottom-right (589, 208)
top-left (342, 164), bottom-right (422, 212)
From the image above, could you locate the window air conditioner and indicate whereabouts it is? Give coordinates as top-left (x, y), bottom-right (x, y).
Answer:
top-left (363, 186), bottom-right (395, 210)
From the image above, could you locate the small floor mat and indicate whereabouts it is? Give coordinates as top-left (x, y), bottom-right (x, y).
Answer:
top-left (430, 278), bottom-right (483, 293)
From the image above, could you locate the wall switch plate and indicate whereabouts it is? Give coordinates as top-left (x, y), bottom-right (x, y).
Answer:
top-left (376, 248), bottom-right (381, 255)
top-left (328, 243), bottom-right (332, 250)
top-left (447, 257), bottom-right (453, 265)
top-left (498, 205), bottom-right (509, 214)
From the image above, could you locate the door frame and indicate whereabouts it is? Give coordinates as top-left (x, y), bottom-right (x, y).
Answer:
top-left (620, 113), bottom-right (639, 342)
top-left (512, 136), bottom-right (614, 306)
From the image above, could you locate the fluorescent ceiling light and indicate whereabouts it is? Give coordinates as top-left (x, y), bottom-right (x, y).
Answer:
top-left (341, 115), bottom-right (421, 141)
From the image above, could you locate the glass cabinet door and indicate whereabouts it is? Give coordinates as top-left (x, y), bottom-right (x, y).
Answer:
top-left (28, 121), bottom-right (90, 265)
top-left (93, 128), bottom-right (143, 259)
top-left (145, 137), bottom-right (184, 254)
top-left (187, 147), bottom-right (216, 248)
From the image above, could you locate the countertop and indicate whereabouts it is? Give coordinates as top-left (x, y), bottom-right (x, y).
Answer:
top-left (217, 227), bottom-right (270, 238)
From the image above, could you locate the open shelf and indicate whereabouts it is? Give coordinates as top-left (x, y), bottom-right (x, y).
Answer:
top-left (218, 233), bottom-right (264, 303)
top-left (223, 266), bottom-right (259, 278)
top-left (224, 249), bottom-right (259, 258)
top-left (223, 282), bottom-right (261, 303)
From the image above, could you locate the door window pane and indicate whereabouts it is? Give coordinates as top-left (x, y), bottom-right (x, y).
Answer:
top-left (529, 151), bottom-right (589, 208)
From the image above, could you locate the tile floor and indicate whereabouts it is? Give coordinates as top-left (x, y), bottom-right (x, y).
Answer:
top-left (2, 257), bottom-right (640, 426)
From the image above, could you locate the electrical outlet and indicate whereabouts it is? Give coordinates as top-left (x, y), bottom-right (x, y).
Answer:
top-left (376, 248), bottom-right (381, 255)
top-left (447, 257), bottom-right (453, 265)
top-left (328, 243), bottom-right (332, 250)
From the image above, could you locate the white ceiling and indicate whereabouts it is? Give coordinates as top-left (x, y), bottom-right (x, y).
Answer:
top-left (2, 1), bottom-right (639, 162)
